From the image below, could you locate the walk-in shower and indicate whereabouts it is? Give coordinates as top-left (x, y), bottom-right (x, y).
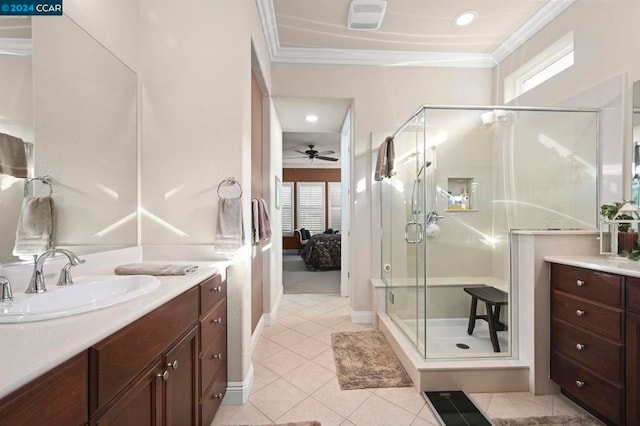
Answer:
top-left (380, 105), bottom-right (599, 360)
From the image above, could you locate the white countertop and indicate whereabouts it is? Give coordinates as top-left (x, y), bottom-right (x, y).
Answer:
top-left (0, 260), bottom-right (230, 399)
top-left (544, 255), bottom-right (640, 278)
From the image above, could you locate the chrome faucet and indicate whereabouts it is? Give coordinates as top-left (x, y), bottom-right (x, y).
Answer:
top-left (25, 248), bottom-right (85, 294)
top-left (0, 276), bottom-right (13, 302)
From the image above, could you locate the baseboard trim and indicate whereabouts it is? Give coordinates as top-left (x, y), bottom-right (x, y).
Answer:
top-left (223, 363), bottom-right (254, 405)
top-left (351, 310), bottom-right (373, 324)
top-left (264, 286), bottom-right (284, 326)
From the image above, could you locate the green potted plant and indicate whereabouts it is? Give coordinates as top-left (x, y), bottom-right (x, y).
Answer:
top-left (600, 201), bottom-right (639, 257)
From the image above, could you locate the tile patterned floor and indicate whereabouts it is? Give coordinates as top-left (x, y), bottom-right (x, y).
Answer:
top-left (212, 293), bottom-right (600, 426)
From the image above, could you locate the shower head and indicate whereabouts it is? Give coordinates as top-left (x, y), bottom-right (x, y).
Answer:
top-left (416, 161), bottom-right (432, 179)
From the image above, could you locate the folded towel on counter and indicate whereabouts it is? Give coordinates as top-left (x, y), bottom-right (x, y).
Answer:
top-left (114, 263), bottom-right (199, 276)
top-left (0, 132), bottom-right (28, 178)
top-left (13, 196), bottom-right (54, 256)
top-left (214, 196), bottom-right (244, 253)
top-left (374, 136), bottom-right (395, 181)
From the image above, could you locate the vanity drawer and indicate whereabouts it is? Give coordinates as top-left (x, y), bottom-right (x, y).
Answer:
top-left (551, 264), bottom-right (622, 308)
top-left (551, 352), bottom-right (623, 425)
top-left (89, 287), bottom-right (199, 414)
top-left (200, 331), bottom-right (227, 396)
top-left (200, 299), bottom-right (227, 351)
top-left (627, 277), bottom-right (640, 314)
top-left (199, 273), bottom-right (225, 315)
top-left (551, 290), bottom-right (624, 342)
top-left (551, 318), bottom-right (624, 383)
top-left (200, 362), bottom-right (227, 426)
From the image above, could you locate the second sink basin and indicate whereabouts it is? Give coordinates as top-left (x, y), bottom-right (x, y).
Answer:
top-left (0, 275), bottom-right (161, 323)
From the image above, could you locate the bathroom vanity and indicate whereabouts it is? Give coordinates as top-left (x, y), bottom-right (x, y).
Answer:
top-left (546, 257), bottom-right (640, 426)
top-left (0, 264), bottom-right (228, 426)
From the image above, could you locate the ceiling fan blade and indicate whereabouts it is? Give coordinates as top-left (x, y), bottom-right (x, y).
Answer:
top-left (283, 156), bottom-right (308, 159)
top-left (316, 150), bottom-right (335, 155)
top-left (293, 150), bottom-right (308, 155)
top-left (316, 156), bottom-right (339, 162)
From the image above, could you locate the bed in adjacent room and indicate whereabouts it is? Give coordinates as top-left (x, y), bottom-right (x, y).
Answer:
top-left (300, 233), bottom-right (341, 270)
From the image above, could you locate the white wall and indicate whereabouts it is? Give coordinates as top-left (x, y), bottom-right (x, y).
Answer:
top-left (272, 64), bottom-right (493, 313)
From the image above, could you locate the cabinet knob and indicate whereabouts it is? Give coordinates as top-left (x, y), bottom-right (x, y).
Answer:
top-left (212, 317), bottom-right (222, 324)
top-left (157, 370), bottom-right (169, 381)
top-left (212, 392), bottom-right (224, 399)
top-left (575, 380), bottom-right (585, 388)
top-left (576, 309), bottom-right (585, 316)
top-left (576, 343), bottom-right (585, 351)
top-left (167, 360), bottom-right (179, 370)
top-left (576, 279), bottom-right (585, 287)
top-left (211, 286), bottom-right (222, 292)
top-left (210, 353), bottom-right (223, 361)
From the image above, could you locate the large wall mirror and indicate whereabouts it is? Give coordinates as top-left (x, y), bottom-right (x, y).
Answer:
top-left (0, 15), bottom-right (137, 264)
top-left (633, 80), bottom-right (640, 205)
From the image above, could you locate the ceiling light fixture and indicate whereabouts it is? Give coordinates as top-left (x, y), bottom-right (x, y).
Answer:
top-left (305, 114), bottom-right (318, 123)
top-left (455, 10), bottom-right (477, 27)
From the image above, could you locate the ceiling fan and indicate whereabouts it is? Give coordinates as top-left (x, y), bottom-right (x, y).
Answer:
top-left (285, 144), bottom-right (339, 162)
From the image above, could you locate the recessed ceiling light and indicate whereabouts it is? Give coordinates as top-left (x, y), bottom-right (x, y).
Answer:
top-left (455, 10), bottom-right (477, 27)
top-left (305, 114), bottom-right (318, 123)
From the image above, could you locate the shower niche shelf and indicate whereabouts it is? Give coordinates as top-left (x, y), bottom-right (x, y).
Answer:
top-left (446, 177), bottom-right (476, 212)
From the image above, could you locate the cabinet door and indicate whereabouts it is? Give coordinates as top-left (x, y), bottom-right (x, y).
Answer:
top-left (628, 311), bottom-right (640, 426)
top-left (165, 325), bottom-right (199, 426)
top-left (92, 359), bottom-right (163, 426)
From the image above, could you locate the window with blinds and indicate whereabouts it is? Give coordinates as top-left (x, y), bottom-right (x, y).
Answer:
top-left (296, 182), bottom-right (325, 235)
top-left (281, 182), bottom-right (294, 235)
top-left (328, 182), bottom-right (342, 231)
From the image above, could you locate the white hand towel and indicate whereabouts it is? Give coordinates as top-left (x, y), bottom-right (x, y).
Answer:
top-left (13, 196), bottom-right (54, 256)
top-left (115, 263), bottom-right (199, 276)
top-left (214, 196), bottom-right (244, 253)
top-left (0, 132), bottom-right (28, 178)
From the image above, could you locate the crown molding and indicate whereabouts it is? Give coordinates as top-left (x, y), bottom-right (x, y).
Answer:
top-left (491, 0), bottom-right (576, 63)
top-left (256, 0), bottom-right (574, 68)
top-left (0, 38), bottom-right (31, 56)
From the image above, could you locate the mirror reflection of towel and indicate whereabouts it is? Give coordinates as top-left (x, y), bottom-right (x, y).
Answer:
top-left (13, 196), bottom-right (54, 256)
top-left (0, 133), bottom-right (28, 178)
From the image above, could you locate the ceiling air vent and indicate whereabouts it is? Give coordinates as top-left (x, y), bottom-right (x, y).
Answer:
top-left (347, 0), bottom-right (387, 31)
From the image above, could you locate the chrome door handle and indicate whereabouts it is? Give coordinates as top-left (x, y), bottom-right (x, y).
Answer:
top-left (157, 370), bottom-right (169, 381)
top-left (405, 222), bottom-right (423, 244)
top-left (575, 380), bottom-right (585, 388)
top-left (576, 309), bottom-right (585, 316)
top-left (212, 393), bottom-right (223, 399)
top-left (167, 360), bottom-right (179, 370)
top-left (211, 317), bottom-right (222, 324)
top-left (211, 286), bottom-right (222, 292)
top-left (576, 280), bottom-right (585, 287)
top-left (210, 353), bottom-right (223, 360)
top-left (576, 343), bottom-right (585, 351)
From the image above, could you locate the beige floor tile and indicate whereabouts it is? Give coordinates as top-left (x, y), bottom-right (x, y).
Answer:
top-left (252, 338), bottom-right (285, 362)
top-left (416, 403), bottom-right (440, 424)
top-left (282, 360), bottom-right (336, 395)
top-left (293, 320), bottom-right (327, 337)
top-left (331, 319), bottom-right (374, 332)
top-left (340, 421), bottom-right (356, 426)
top-left (250, 362), bottom-right (280, 394)
top-left (348, 393), bottom-right (416, 426)
top-left (311, 348), bottom-right (338, 373)
top-left (259, 348), bottom-right (307, 376)
top-left (279, 302), bottom-right (308, 314)
top-left (552, 394), bottom-right (597, 417)
top-left (278, 313), bottom-right (308, 329)
top-left (292, 296), bottom-right (325, 307)
top-left (311, 327), bottom-right (338, 345)
top-left (313, 302), bottom-right (345, 314)
top-left (374, 386), bottom-right (427, 415)
top-left (468, 392), bottom-right (493, 412)
top-left (313, 313), bottom-right (349, 328)
top-left (485, 392), bottom-right (553, 419)
top-left (267, 328), bottom-right (308, 348)
top-left (312, 378), bottom-right (372, 418)
top-left (296, 308), bottom-right (325, 320)
top-left (248, 378), bottom-right (308, 420)
top-left (411, 416), bottom-right (438, 426)
top-left (277, 396), bottom-right (346, 426)
top-left (211, 401), bottom-right (272, 425)
top-left (289, 337), bottom-right (330, 360)
top-left (260, 323), bottom-right (290, 338)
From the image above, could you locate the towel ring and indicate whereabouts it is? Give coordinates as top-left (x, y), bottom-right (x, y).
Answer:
top-left (24, 175), bottom-right (53, 198)
top-left (217, 177), bottom-right (242, 199)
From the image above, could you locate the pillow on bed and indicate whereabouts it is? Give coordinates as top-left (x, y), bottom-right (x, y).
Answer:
top-left (302, 229), bottom-right (311, 240)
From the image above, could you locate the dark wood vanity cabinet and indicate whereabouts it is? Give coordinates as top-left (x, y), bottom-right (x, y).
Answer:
top-left (0, 352), bottom-right (88, 426)
top-left (0, 271), bottom-right (228, 426)
top-left (550, 264), bottom-right (640, 425)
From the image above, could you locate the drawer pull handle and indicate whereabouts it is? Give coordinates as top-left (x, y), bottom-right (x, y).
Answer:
top-left (211, 286), bottom-right (222, 292)
top-left (576, 380), bottom-right (585, 388)
top-left (576, 279), bottom-right (585, 287)
top-left (157, 370), bottom-right (169, 381)
top-left (212, 317), bottom-right (222, 324)
top-left (167, 360), bottom-right (179, 370)
top-left (210, 353), bottom-right (223, 360)
top-left (212, 392), bottom-right (224, 399)
top-left (576, 343), bottom-right (585, 351)
top-left (576, 309), bottom-right (585, 316)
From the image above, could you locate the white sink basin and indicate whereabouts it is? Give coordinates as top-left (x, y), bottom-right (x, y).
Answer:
top-left (0, 275), bottom-right (161, 323)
